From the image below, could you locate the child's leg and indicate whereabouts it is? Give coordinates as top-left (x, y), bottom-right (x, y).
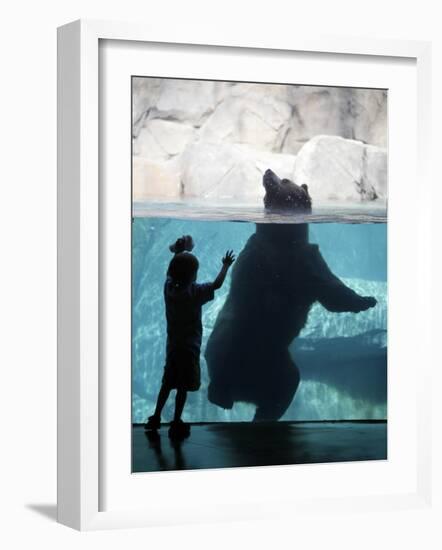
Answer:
top-left (153, 383), bottom-right (171, 418)
top-left (173, 389), bottom-right (187, 422)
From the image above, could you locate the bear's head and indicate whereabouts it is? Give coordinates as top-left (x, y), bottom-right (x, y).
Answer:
top-left (263, 169), bottom-right (312, 213)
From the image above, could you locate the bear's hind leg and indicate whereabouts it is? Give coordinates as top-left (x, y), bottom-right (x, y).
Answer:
top-left (253, 357), bottom-right (300, 422)
top-left (208, 378), bottom-right (234, 409)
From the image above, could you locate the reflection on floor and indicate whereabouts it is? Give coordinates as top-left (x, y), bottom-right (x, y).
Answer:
top-left (132, 421), bottom-right (387, 473)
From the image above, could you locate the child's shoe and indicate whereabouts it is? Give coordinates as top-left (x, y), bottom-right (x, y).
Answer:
top-left (168, 419), bottom-right (190, 439)
top-left (144, 414), bottom-right (161, 431)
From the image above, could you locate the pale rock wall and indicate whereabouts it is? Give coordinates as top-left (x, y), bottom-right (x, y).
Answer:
top-left (294, 135), bottom-right (388, 202)
top-left (179, 143), bottom-right (296, 201)
top-left (132, 78), bottom-right (387, 203)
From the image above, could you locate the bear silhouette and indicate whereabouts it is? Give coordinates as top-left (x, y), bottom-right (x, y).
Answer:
top-left (205, 169), bottom-right (377, 421)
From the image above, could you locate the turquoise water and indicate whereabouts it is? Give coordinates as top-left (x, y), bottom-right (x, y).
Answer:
top-left (133, 199), bottom-right (387, 224)
top-left (132, 217), bottom-right (387, 423)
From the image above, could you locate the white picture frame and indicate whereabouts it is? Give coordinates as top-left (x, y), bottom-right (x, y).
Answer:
top-left (57, 19), bottom-right (433, 531)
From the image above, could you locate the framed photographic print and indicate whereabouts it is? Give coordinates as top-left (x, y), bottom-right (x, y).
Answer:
top-left (57, 19), bottom-right (432, 530)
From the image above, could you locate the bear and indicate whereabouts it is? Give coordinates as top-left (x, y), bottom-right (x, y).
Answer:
top-left (205, 168), bottom-right (377, 421)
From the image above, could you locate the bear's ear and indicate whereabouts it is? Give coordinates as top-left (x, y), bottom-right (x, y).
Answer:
top-left (301, 183), bottom-right (311, 200)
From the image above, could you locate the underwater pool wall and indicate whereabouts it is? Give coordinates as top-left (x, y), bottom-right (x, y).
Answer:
top-left (132, 218), bottom-right (387, 423)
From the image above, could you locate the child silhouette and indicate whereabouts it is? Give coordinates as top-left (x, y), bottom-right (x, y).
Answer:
top-left (144, 235), bottom-right (235, 438)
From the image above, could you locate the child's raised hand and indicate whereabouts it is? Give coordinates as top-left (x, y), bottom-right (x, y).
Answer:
top-left (212, 251), bottom-right (235, 289)
top-left (222, 250), bottom-right (235, 266)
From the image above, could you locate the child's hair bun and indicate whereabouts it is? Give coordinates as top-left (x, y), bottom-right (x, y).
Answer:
top-left (169, 235), bottom-right (194, 254)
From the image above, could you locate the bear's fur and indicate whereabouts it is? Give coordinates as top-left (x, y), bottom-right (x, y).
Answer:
top-left (205, 169), bottom-right (376, 421)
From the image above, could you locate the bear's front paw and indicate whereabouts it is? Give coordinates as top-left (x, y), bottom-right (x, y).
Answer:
top-left (362, 296), bottom-right (377, 309)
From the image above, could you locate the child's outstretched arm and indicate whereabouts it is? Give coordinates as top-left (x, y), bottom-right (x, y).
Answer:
top-left (212, 250), bottom-right (235, 289)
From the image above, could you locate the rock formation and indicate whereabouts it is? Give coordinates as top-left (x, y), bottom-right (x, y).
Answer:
top-left (132, 78), bottom-right (387, 203)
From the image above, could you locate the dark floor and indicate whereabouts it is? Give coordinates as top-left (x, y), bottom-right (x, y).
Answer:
top-left (132, 420), bottom-right (387, 473)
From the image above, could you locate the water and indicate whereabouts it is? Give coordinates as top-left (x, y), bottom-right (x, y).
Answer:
top-left (133, 198), bottom-right (387, 224)
top-left (132, 210), bottom-right (387, 423)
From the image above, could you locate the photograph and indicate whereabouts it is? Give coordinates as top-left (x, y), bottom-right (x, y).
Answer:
top-left (131, 76), bottom-right (388, 473)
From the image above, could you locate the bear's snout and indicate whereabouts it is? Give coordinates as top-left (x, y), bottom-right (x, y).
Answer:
top-left (263, 168), bottom-right (280, 191)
